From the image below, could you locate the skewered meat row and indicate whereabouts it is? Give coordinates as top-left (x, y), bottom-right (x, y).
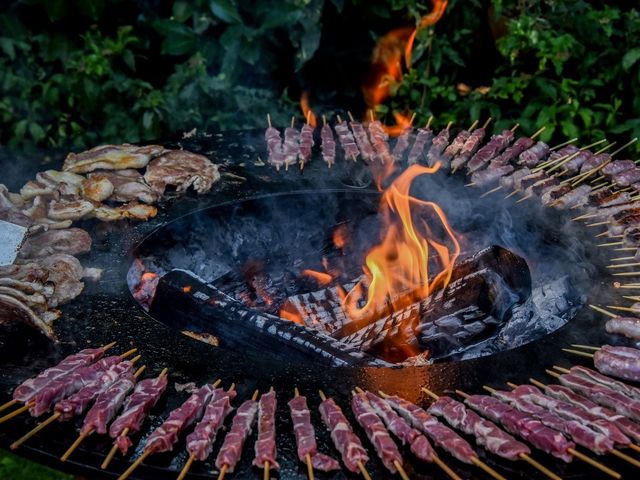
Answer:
top-left (384, 394), bottom-right (477, 464)
top-left (352, 391), bottom-right (403, 473)
top-left (464, 394), bottom-right (576, 462)
top-left (265, 126), bottom-right (285, 168)
top-left (12, 345), bottom-right (110, 405)
top-left (143, 383), bottom-right (216, 453)
top-left (602, 159), bottom-right (636, 177)
top-left (493, 136), bottom-right (534, 167)
top-left (492, 386), bottom-right (616, 454)
top-left (392, 128), bottom-right (413, 162)
top-left (320, 123), bottom-right (336, 166)
top-left (109, 370), bottom-right (168, 455)
top-left (368, 119), bottom-right (393, 163)
top-left (299, 123), bottom-right (314, 166)
top-left (442, 129), bottom-right (471, 163)
top-left (470, 164), bottom-right (514, 187)
top-left (594, 345), bottom-right (640, 382)
top-left (517, 141), bottom-right (550, 167)
top-left (186, 387), bottom-right (237, 461)
top-left (501, 385), bottom-right (629, 446)
top-left (215, 395), bottom-right (259, 474)
top-left (54, 358), bottom-right (135, 420)
top-left (571, 365), bottom-right (640, 401)
top-left (427, 127), bottom-right (452, 167)
top-left (554, 369), bottom-right (640, 421)
top-left (450, 127), bottom-right (487, 172)
top-left (283, 125), bottom-right (301, 168)
top-left (428, 395), bottom-right (531, 460)
top-left (541, 382), bottom-right (640, 444)
top-left (365, 391), bottom-right (435, 464)
top-left (407, 126), bottom-right (433, 165)
top-left (253, 390), bottom-right (279, 470)
top-left (334, 120), bottom-right (359, 160)
top-left (80, 367), bottom-right (138, 435)
top-left (319, 394), bottom-right (369, 472)
top-left (467, 129), bottom-right (514, 173)
top-left (613, 166), bottom-right (640, 187)
top-left (288, 394), bottom-right (340, 471)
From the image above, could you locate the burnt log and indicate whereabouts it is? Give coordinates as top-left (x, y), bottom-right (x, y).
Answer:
top-left (149, 269), bottom-right (391, 367)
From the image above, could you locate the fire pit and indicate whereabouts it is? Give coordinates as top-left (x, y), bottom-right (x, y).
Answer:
top-left (0, 128), bottom-right (638, 480)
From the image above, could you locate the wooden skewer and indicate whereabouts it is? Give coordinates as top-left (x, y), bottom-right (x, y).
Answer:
top-left (550, 137), bottom-right (578, 151)
top-left (615, 247), bottom-right (638, 251)
top-left (218, 464), bottom-right (229, 480)
top-left (598, 241), bottom-right (624, 247)
top-left (177, 454), bottom-right (196, 480)
top-left (357, 461), bottom-right (373, 480)
top-left (530, 126), bottom-right (546, 140)
top-left (616, 284), bottom-right (640, 289)
top-left (347, 111), bottom-right (356, 122)
top-left (267, 114), bottom-right (272, 128)
top-left (421, 387), bottom-right (439, 400)
top-left (446, 120), bottom-right (453, 130)
top-left (465, 182), bottom-right (476, 187)
top-left (0, 399), bottom-right (17, 413)
top-left (570, 142), bottom-right (621, 186)
top-left (609, 256), bottom-right (635, 262)
top-left (504, 190), bottom-right (519, 199)
top-left (569, 448), bottom-right (621, 478)
top-left (468, 119), bottom-right (479, 132)
top-left (482, 117), bottom-right (493, 129)
top-left (515, 193), bottom-right (532, 203)
top-left (432, 455), bottom-right (462, 480)
top-left (607, 304), bottom-right (640, 313)
top-left (562, 348), bottom-right (594, 358)
top-left (470, 456), bottom-right (507, 480)
top-left (480, 185), bottom-right (502, 198)
top-left (394, 460), bottom-right (410, 480)
top-left (306, 452), bottom-right (314, 480)
top-left (612, 271), bottom-right (640, 276)
top-left (519, 453), bottom-right (561, 480)
top-left (570, 344), bottom-right (600, 351)
top-left (426, 116), bottom-right (434, 129)
top-left (10, 411), bottom-right (61, 450)
top-left (611, 448), bottom-right (640, 468)
top-left (623, 295), bottom-right (640, 301)
top-left (61, 429), bottom-right (92, 461)
top-left (117, 449), bottom-right (153, 480)
top-left (510, 123), bottom-right (520, 132)
top-left (102, 427), bottom-right (129, 469)
top-left (0, 402), bottom-right (33, 425)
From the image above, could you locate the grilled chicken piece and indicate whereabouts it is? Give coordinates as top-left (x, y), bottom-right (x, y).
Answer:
top-left (47, 198), bottom-right (96, 221)
top-left (91, 202), bottom-right (157, 222)
top-left (144, 150), bottom-right (220, 195)
top-left (21, 171), bottom-right (85, 200)
top-left (86, 170), bottom-right (159, 204)
top-left (19, 228), bottom-right (92, 259)
top-left (0, 292), bottom-right (58, 340)
top-left (81, 176), bottom-right (114, 202)
top-left (30, 254), bottom-right (85, 307)
top-left (63, 144), bottom-right (166, 173)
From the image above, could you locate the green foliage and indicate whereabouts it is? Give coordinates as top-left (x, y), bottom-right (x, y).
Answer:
top-left (0, 450), bottom-right (72, 480)
top-left (0, 0), bottom-right (639, 153)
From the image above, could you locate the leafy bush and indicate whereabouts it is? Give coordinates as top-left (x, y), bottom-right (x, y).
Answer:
top-left (0, 0), bottom-right (638, 154)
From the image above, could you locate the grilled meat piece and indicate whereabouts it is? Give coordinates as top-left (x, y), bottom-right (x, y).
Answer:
top-left (552, 185), bottom-right (592, 209)
top-left (594, 345), bottom-right (640, 383)
top-left (613, 167), bottom-right (640, 187)
top-left (541, 184), bottom-right (572, 206)
top-left (427, 128), bottom-right (451, 167)
top-left (63, 144), bottom-right (166, 173)
top-left (48, 198), bottom-right (95, 221)
top-left (85, 170), bottom-right (159, 204)
top-left (392, 129), bottom-right (413, 162)
top-left (517, 141), bottom-right (550, 167)
top-left (467, 129), bottom-right (514, 172)
top-left (580, 153), bottom-right (612, 175)
top-left (299, 124), bottom-right (314, 166)
top-left (602, 160), bottom-right (635, 177)
top-left (253, 390), bottom-right (279, 470)
top-left (350, 120), bottom-right (375, 162)
top-left (187, 388), bottom-right (237, 461)
top-left (493, 136), bottom-right (535, 167)
top-left (215, 397), bottom-right (259, 473)
top-left (470, 164), bottom-right (514, 187)
top-left (19, 228), bottom-right (91, 259)
top-left (335, 121), bottom-right (359, 160)
top-left (144, 150), bottom-right (219, 195)
top-left (605, 317), bottom-right (640, 341)
top-left (451, 127), bottom-right (486, 171)
top-left (407, 127), bottom-right (433, 165)
top-left (320, 124), bottom-right (336, 166)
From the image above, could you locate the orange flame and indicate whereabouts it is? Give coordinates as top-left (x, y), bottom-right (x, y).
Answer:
top-left (302, 269), bottom-right (333, 286)
top-left (333, 225), bottom-right (349, 249)
top-left (300, 91), bottom-right (317, 127)
top-left (363, 0), bottom-right (448, 133)
top-left (341, 162), bottom-right (459, 323)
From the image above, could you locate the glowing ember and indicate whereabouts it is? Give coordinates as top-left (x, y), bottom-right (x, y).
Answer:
top-left (302, 269), bottom-right (333, 286)
top-left (133, 271), bottom-right (160, 310)
top-left (363, 0), bottom-right (448, 134)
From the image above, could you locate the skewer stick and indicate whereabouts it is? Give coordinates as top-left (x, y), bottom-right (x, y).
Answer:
top-left (10, 412), bottom-right (61, 450)
top-left (546, 369), bottom-right (561, 379)
top-left (550, 137), bottom-right (579, 151)
top-left (267, 114), bottom-right (272, 128)
top-left (482, 117), bottom-right (493, 129)
top-left (454, 389), bottom-right (470, 399)
top-left (562, 348), bottom-right (594, 358)
top-left (357, 461), bottom-right (373, 480)
top-left (570, 344), bottom-right (600, 351)
top-left (623, 295), bottom-right (640, 301)
top-left (519, 454), bottom-right (561, 480)
top-left (468, 119), bottom-right (479, 132)
top-left (598, 241), bottom-right (624, 247)
top-left (515, 193), bottom-right (532, 203)
top-left (568, 448), bottom-right (620, 478)
top-left (611, 448), bottom-right (640, 468)
top-left (445, 120), bottom-right (453, 130)
top-left (465, 182), bottom-right (476, 187)
top-left (347, 111), bottom-right (355, 122)
top-left (318, 390), bottom-right (327, 401)
top-left (117, 449), bottom-right (153, 480)
top-left (120, 347), bottom-right (138, 359)
top-left (612, 271), bottom-right (640, 276)
top-left (0, 399), bottom-right (17, 413)
top-left (291, 116), bottom-right (295, 128)
top-left (218, 465), bottom-right (228, 480)
top-left (480, 186), bottom-right (502, 198)
top-left (306, 453), bottom-right (314, 480)
top-left (421, 387), bottom-right (439, 400)
top-left (530, 126), bottom-right (546, 140)
top-left (510, 123), bottom-right (520, 132)
top-left (394, 460), bottom-right (410, 480)
top-left (607, 304), bottom-right (640, 313)
top-left (177, 454), bottom-right (195, 480)
top-left (426, 116), bottom-right (434, 128)
top-left (102, 427), bottom-right (129, 469)
top-left (610, 137), bottom-right (639, 157)
top-left (504, 190), bottom-right (519, 199)
top-left (0, 402), bottom-right (33, 425)
top-left (470, 457), bottom-right (507, 480)
top-left (432, 455), bottom-right (462, 480)
top-left (61, 430), bottom-right (92, 461)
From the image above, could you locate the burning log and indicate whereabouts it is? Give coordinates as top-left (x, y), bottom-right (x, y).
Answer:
top-left (149, 269), bottom-right (391, 367)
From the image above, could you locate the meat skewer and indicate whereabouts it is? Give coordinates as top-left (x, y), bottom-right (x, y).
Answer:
top-left (216, 390), bottom-right (260, 480)
top-left (351, 389), bottom-right (408, 479)
top-left (0, 348), bottom-right (137, 425)
top-left (391, 113), bottom-right (415, 162)
top-left (283, 117), bottom-right (301, 170)
top-left (529, 377), bottom-right (640, 447)
top-left (60, 364), bottom-right (147, 462)
top-left (289, 388), bottom-right (340, 478)
top-left (442, 120), bottom-right (478, 165)
top-left (9, 354), bottom-right (140, 450)
top-left (177, 384), bottom-right (237, 480)
top-left (427, 121), bottom-right (453, 167)
top-left (265, 114), bottom-right (285, 170)
top-left (100, 368), bottom-right (169, 469)
top-left (0, 342), bottom-right (116, 415)
top-left (466, 126), bottom-right (517, 173)
top-left (254, 388), bottom-right (279, 480)
top-left (421, 387), bottom-right (559, 480)
top-left (451, 117), bottom-right (492, 173)
top-left (571, 139), bottom-right (637, 186)
top-left (320, 115), bottom-right (336, 167)
top-left (457, 389), bottom-right (621, 478)
top-left (368, 111), bottom-right (393, 163)
top-left (348, 112), bottom-right (375, 162)
top-left (334, 115), bottom-right (359, 161)
top-left (318, 390), bottom-right (371, 479)
top-left (116, 380), bottom-right (221, 480)
top-left (298, 113), bottom-right (315, 169)
top-left (407, 116), bottom-right (434, 165)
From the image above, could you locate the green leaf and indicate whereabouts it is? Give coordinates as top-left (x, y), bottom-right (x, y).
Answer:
top-left (76, 0), bottom-right (105, 20)
top-left (172, 1), bottom-right (193, 22)
top-left (29, 122), bottom-right (45, 142)
top-left (0, 38), bottom-right (15, 60)
top-left (122, 50), bottom-right (136, 70)
top-left (209, 0), bottom-right (242, 23)
top-left (623, 48), bottom-right (640, 71)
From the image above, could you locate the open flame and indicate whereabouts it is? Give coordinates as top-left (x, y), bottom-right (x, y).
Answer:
top-left (299, 91), bottom-right (317, 127)
top-left (363, 0), bottom-right (448, 135)
top-left (338, 162), bottom-right (459, 323)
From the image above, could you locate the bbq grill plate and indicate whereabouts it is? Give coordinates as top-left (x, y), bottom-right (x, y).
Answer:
top-left (0, 131), bottom-right (634, 479)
